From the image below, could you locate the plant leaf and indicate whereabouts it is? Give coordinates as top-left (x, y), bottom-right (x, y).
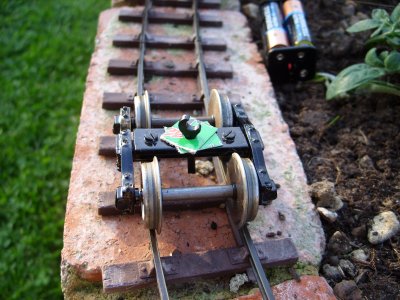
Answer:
top-left (387, 36), bottom-right (400, 49)
top-left (372, 8), bottom-right (390, 22)
top-left (384, 51), bottom-right (400, 72)
top-left (379, 50), bottom-right (389, 60)
top-left (365, 48), bottom-right (384, 67)
top-left (326, 64), bottom-right (386, 99)
top-left (347, 19), bottom-right (380, 33)
top-left (390, 4), bottom-right (400, 22)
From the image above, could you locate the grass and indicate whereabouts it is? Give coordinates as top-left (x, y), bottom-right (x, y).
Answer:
top-left (0, 1), bottom-right (108, 298)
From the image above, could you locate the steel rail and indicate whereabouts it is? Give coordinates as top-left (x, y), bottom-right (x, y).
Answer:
top-left (192, 0), bottom-right (210, 112)
top-left (150, 229), bottom-right (170, 300)
top-left (240, 226), bottom-right (275, 300)
top-left (137, 0), bottom-right (152, 97)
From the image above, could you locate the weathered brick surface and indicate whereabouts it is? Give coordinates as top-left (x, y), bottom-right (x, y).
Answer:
top-left (61, 6), bottom-right (325, 298)
top-left (236, 276), bottom-right (336, 300)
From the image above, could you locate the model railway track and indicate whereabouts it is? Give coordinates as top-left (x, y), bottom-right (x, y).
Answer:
top-left (98, 1), bottom-right (298, 299)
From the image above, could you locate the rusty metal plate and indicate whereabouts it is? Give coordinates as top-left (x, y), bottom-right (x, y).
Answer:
top-left (102, 238), bottom-right (298, 293)
top-left (102, 92), bottom-right (203, 110)
top-left (107, 59), bottom-right (233, 78)
top-left (152, 0), bottom-right (221, 9)
top-left (119, 9), bottom-right (223, 27)
top-left (113, 34), bottom-right (227, 51)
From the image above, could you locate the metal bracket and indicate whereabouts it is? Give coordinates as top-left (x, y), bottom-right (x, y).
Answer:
top-left (115, 129), bottom-right (136, 212)
top-left (232, 103), bottom-right (277, 205)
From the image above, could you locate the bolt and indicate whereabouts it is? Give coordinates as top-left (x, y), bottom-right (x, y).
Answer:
top-left (144, 133), bottom-right (158, 146)
top-left (123, 173), bottom-right (130, 179)
top-left (300, 69), bottom-right (308, 78)
top-left (222, 130), bottom-right (236, 144)
top-left (276, 53), bottom-right (285, 61)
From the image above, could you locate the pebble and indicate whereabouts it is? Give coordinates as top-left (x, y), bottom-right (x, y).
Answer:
top-left (359, 155), bottom-right (375, 170)
top-left (242, 3), bottom-right (260, 20)
top-left (351, 224), bottom-right (366, 238)
top-left (350, 249), bottom-right (369, 263)
top-left (339, 259), bottom-right (356, 278)
top-left (333, 280), bottom-right (363, 300)
top-left (322, 264), bottom-right (344, 282)
top-left (327, 255), bottom-right (340, 266)
top-left (229, 273), bottom-right (249, 293)
top-left (367, 211), bottom-right (400, 244)
top-left (195, 160), bottom-right (214, 176)
top-left (317, 207), bottom-right (338, 223)
top-left (310, 180), bottom-right (344, 211)
top-left (327, 231), bottom-right (352, 255)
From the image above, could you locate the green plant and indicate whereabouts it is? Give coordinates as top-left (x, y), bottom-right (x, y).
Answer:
top-left (322, 4), bottom-right (400, 100)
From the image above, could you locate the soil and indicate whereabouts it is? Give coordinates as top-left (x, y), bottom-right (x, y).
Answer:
top-left (242, 1), bottom-right (400, 299)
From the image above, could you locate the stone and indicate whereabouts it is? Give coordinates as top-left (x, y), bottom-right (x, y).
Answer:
top-left (235, 275), bottom-right (336, 300)
top-left (351, 224), bottom-right (366, 238)
top-left (229, 273), bottom-right (249, 293)
top-left (359, 155), bottom-right (375, 170)
top-left (339, 259), bottom-right (356, 278)
top-left (322, 264), bottom-right (344, 282)
top-left (317, 207), bottom-right (338, 223)
top-left (342, 1), bottom-right (356, 17)
top-left (333, 280), bottom-right (363, 300)
top-left (195, 160), bottom-right (214, 176)
top-left (61, 6), bottom-right (325, 298)
top-left (242, 4), bottom-right (260, 20)
top-left (310, 180), bottom-right (343, 211)
top-left (327, 231), bottom-right (352, 255)
top-left (327, 255), bottom-right (340, 266)
top-left (350, 249), bottom-right (369, 263)
top-left (367, 211), bottom-right (400, 244)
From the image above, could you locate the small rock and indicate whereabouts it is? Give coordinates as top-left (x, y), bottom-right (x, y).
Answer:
top-left (310, 180), bottom-right (344, 211)
top-left (351, 224), bottom-right (366, 238)
top-left (359, 155), bottom-right (375, 170)
top-left (322, 264), bottom-right (344, 282)
top-left (339, 259), bottom-right (356, 278)
top-left (327, 231), bottom-right (352, 255)
top-left (350, 249), bottom-right (369, 263)
top-left (195, 160), bottom-right (214, 176)
top-left (367, 211), bottom-right (400, 244)
top-left (317, 207), bottom-right (338, 223)
top-left (327, 255), bottom-right (340, 266)
top-left (342, 1), bottom-right (356, 17)
top-left (242, 3), bottom-right (260, 20)
top-left (333, 280), bottom-right (363, 300)
top-left (229, 273), bottom-right (248, 293)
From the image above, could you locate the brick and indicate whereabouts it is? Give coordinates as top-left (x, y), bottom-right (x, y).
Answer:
top-left (236, 276), bottom-right (336, 300)
top-left (61, 6), bottom-right (325, 298)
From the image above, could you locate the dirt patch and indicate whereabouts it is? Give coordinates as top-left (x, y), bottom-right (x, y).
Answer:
top-left (242, 0), bottom-right (400, 299)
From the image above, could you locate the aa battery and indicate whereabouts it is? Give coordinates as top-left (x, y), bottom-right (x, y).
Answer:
top-left (283, 0), bottom-right (313, 46)
top-left (262, 2), bottom-right (289, 51)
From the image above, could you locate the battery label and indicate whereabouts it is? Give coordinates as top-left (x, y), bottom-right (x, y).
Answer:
top-left (283, 0), bottom-right (312, 46)
top-left (263, 2), bottom-right (289, 50)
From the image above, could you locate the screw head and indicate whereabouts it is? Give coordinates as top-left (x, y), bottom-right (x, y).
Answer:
top-left (276, 53), bottom-right (285, 61)
top-left (300, 69), bottom-right (308, 78)
top-left (297, 51), bottom-right (305, 59)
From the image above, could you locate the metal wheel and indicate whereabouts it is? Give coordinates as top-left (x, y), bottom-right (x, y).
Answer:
top-left (134, 90), bottom-right (152, 128)
top-left (141, 157), bottom-right (163, 233)
top-left (208, 89), bottom-right (233, 127)
top-left (226, 153), bottom-right (259, 228)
